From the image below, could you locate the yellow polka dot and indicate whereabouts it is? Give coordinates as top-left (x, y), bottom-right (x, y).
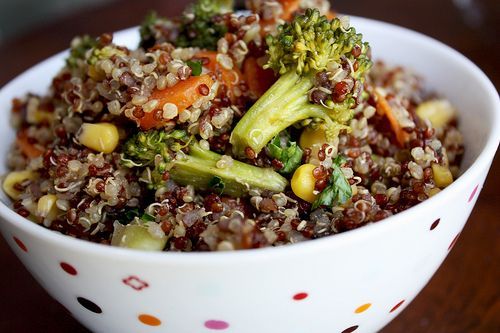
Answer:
top-left (138, 314), bottom-right (162, 326)
top-left (354, 303), bottom-right (372, 313)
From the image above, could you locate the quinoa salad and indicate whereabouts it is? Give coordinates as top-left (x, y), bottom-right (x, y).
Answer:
top-left (2, 0), bottom-right (464, 252)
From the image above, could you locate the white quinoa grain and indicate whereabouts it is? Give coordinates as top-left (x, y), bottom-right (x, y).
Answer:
top-left (142, 99), bottom-right (159, 113)
top-left (162, 103), bottom-right (178, 119)
top-left (216, 53), bottom-right (233, 70)
top-left (216, 155), bottom-right (233, 169)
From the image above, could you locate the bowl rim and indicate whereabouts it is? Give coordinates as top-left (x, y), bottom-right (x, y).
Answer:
top-left (0, 16), bottom-right (498, 264)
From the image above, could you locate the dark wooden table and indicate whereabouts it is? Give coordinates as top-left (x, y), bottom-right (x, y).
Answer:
top-left (0, 1), bottom-right (498, 332)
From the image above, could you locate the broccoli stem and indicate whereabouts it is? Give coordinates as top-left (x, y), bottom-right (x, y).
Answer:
top-left (230, 71), bottom-right (346, 158)
top-left (169, 143), bottom-right (288, 196)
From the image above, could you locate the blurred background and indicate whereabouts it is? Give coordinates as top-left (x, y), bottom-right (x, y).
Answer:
top-left (0, 0), bottom-right (497, 86)
top-left (0, 0), bottom-right (114, 43)
top-left (0, 0), bottom-right (498, 332)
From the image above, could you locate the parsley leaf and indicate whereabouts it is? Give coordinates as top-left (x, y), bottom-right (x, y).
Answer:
top-left (266, 132), bottom-right (303, 174)
top-left (187, 60), bottom-right (203, 76)
top-left (141, 213), bottom-right (156, 222)
top-left (312, 155), bottom-right (352, 209)
top-left (208, 176), bottom-right (225, 194)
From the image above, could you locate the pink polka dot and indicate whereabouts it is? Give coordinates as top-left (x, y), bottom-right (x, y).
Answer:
top-left (390, 300), bottom-right (405, 313)
top-left (13, 237), bottom-right (27, 252)
top-left (60, 262), bottom-right (77, 276)
top-left (293, 292), bottom-right (308, 301)
top-left (204, 320), bottom-right (229, 330)
top-left (448, 232), bottom-right (461, 251)
top-left (468, 185), bottom-right (479, 203)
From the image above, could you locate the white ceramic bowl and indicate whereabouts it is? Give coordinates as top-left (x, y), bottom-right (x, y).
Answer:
top-left (0, 17), bottom-right (498, 333)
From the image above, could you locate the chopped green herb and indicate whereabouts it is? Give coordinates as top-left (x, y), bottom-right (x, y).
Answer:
top-left (66, 35), bottom-right (98, 68)
top-left (187, 60), bottom-right (203, 76)
top-left (118, 208), bottom-right (140, 224)
top-left (141, 213), bottom-right (156, 222)
top-left (208, 176), bottom-right (225, 194)
top-left (312, 155), bottom-right (352, 209)
top-left (266, 132), bottom-right (303, 174)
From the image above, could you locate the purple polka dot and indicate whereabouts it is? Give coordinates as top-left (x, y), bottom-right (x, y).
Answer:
top-left (468, 184), bottom-right (479, 203)
top-left (204, 320), bottom-right (229, 330)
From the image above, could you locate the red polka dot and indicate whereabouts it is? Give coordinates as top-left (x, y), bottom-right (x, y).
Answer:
top-left (60, 262), bottom-right (77, 276)
top-left (448, 232), bottom-right (461, 251)
top-left (293, 292), bottom-right (308, 301)
top-left (390, 300), bottom-right (405, 313)
top-left (204, 320), bottom-right (229, 330)
top-left (430, 218), bottom-right (440, 230)
top-left (468, 185), bottom-right (479, 203)
top-left (341, 325), bottom-right (359, 333)
top-left (13, 237), bottom-right (27, 252)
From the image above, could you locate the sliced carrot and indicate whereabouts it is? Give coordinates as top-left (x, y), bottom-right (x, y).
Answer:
top-left (17, 130), bottom-right (44, 158)
top-left (139, 74), bottom-right (214, 130)
top-left (376, 92), bottom-right (410, 147)
top-left (243, 57), bottom-right (277, 98)
top-left (194, 51), bottom-right (243, 102)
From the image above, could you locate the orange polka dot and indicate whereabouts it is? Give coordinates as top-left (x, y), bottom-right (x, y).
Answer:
top-left (354, 303), bottom-right (372, 313)
top-left (138, 314), bottom-right (162, 326)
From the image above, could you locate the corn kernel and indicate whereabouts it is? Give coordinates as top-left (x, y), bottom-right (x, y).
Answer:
top-left (27, 109), bottom-right (54, 125)
top-left (299, 125), bottom-right (327, 149)
top-left (416, 99), bottom-right (456, 128)
top-left (2, 170), bottom-right (36, 200)
top-left (291, 164), bottom-right (318, 203)
top-left (78, 123), bottom-right (119, 153)
top-left (87, 64), bottom-right (105, 81)
top-left (37, 194), bottom-right (60, 222)
top-left (431, 163), bottom-right (453, 188)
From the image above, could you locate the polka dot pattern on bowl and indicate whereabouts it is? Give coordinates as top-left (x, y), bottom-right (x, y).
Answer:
top-left (138, 314), bottom-right (162, 326)
top-left (60, 262), bottom-right (77, 276)
top-left (389, 300), bottom-right (405, 313)
top-left (430, 218), bottom-right (440, 230)
top-left (204, 320), bottom-right (230, 330)
top-left (341, 325), bottom-right (359, 333)
top-left (448, 232), bottom-right (461, 251)
top-left (293, 292), bottom-right (308, 301)
top-left (19, 199), bottom-right (473, 332)
top-left (468, 184), bottom-right (479, 202)
top-left (77, 297), bottom-right (102, 314)
top-left (355, 303), bottom-right (371, 313)
top-left (13, 236), bottom-right (27, 252)
top-left (123, 275), bottom-right (149, 291)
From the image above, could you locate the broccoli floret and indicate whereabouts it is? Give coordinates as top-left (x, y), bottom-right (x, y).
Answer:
top-left (66, 35), bottom-right (98, 68)
top-left (122, 129), bottom-right (287, 196)
top-left (139, 0), bottom-right (233, 50)
top-left (177, 0), bottom-right (233, 49)
top-left (230, 9), bottom-right (371, 157)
